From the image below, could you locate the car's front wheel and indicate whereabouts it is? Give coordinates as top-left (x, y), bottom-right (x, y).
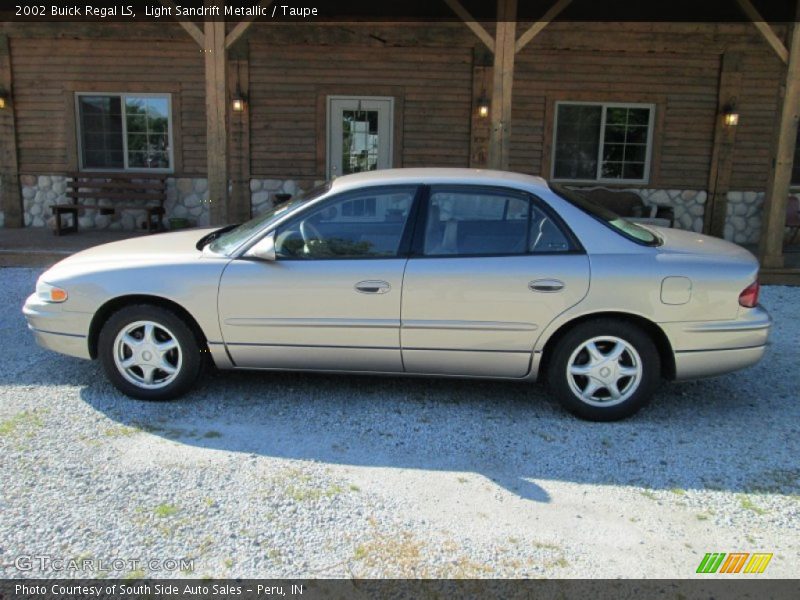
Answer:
top-left (547, 319), bottom-right (661, 421)
top-left (98, 304), bottom-right (202, 400)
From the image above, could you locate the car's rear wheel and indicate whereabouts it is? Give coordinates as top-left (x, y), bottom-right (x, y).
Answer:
top-left (547, 319), bottom-right (661, 421)
top-left (98, 304), bottom-right (202, 400)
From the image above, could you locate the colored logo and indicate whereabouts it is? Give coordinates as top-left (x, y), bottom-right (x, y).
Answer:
top-left (696, 552), bottom-right (773, 574)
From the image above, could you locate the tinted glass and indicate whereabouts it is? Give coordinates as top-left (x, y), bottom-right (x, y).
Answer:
top-left (552, 184), bottom-right (660, 246)
top-left (210, 184), bottom-right (331, 256)
top-left (78, 96), bottom-right (124, 169)
top-left (529, 203), bottom-right (572, 253)
top-left (276, 187), bottom-right (416, 259)
top-left (424, 189), bottom-right (530, 256)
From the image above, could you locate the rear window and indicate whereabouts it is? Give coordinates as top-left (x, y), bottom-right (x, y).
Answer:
top-left (551, 184), bottom-right (661, 246)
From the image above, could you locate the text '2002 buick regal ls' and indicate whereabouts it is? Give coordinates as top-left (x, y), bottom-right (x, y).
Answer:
top-left (23, 169), bottom-right (771, 421)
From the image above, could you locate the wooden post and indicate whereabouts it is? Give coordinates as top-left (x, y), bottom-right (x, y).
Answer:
top-left (0, 34), bottom-right (23, 228)
top-left (488, 0), bottom-right (517, 170)
top-left (759, 22), bottom-right (800, 268)
top-left (704, 51), bottom-right (743, 238)
top-left (204, 19), bottom-right (228, 225)
top-left (227, 45), bottom-right (251, 222)
top-left (469, 48), bottom-right (492, 167)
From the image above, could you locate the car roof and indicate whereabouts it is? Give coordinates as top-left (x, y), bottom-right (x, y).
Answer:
top-left (328, 168), bottom-right (550, 194)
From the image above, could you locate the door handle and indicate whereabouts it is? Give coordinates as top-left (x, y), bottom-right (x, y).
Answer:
top-left (529, 279), bottom-right (565, 293)
top-left (355, 280), bottom-right (391, 294)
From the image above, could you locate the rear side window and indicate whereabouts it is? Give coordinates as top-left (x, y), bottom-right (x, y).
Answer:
top-left (423, 187), bottom-right (572, 256)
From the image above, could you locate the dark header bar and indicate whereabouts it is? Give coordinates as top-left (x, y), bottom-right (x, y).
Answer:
top-left (2, 0), bottom-right (799, 23)
top-left (2, 579), bottom-right (800, 600)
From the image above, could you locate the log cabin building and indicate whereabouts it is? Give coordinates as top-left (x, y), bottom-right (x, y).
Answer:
top-left (1, 1), bottom-right (799, 280)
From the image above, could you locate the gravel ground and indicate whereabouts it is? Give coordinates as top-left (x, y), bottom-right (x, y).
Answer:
top-left (0, 267), bottom-right (798, 579)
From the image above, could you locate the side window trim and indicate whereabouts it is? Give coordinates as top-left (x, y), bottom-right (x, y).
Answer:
top-left (274, 184), bottom-right (421, 261)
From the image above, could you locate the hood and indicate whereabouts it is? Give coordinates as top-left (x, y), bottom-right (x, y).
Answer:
top-left (55, 228), bottom-right (216, 267)
top-left (651, 226), bottom-right (758, 265)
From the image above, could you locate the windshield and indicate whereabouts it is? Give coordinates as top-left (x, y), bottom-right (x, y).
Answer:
top-left (551, 184), bottom-right (660, 246)
top-left (208, 183), bottom-right (331, 255)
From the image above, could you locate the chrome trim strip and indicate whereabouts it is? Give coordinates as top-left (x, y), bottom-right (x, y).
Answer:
top-left (401, 320), bottom-right (537, 332)
top-left (224, 318), bottom-right (398, 328)
top-left (225, 342), bottom-right (397, 350)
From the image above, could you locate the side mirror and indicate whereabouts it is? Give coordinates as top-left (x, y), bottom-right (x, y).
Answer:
top-left (244, 231), bottom-right (277, 261)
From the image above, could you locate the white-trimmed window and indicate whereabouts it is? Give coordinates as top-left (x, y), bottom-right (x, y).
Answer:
top-left (551, 102), bottom-right (655, 183)
top-left (76, 93), bottom-right (173, 171)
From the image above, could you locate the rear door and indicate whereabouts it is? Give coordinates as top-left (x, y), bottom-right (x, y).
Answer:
top-left (400, 185), bottom-right (590, 377)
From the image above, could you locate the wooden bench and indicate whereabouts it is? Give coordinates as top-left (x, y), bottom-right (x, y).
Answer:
top-left (52, 172), bottom-right (167, 235)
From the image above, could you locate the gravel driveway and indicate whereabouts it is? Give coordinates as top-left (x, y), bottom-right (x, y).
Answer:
top-left (1, 267), bottom-right (798, 578)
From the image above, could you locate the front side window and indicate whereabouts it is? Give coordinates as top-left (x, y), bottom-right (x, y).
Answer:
top-left (77, 93), bottom-right (172, 171)
top-left (424, 188), bottom-right (572, 256)
top-left (552, 102), bottom-right (654, 183)
top-left (275, 186), bottom-right (416, 259)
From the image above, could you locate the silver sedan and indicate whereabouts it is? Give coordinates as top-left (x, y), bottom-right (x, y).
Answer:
top-left (23, 169), bottom-right (771, 420)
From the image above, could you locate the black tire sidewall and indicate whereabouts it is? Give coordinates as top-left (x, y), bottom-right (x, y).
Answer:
top-left (98, 304), bottom-right (202, 401)
top-left (548, 319), bottom-right (661, 421)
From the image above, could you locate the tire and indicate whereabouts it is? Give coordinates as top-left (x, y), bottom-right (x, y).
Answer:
top-left (547, 318), bottom-right (661, 421)
top-left (98, 304), bottom-right (203, 401)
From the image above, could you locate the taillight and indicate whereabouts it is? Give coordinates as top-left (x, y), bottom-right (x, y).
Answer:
top-left (739, 281), bottom-right (760, 308)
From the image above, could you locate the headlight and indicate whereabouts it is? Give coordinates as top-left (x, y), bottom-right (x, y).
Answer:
top-left (36, 280), bottom-right (68, 303)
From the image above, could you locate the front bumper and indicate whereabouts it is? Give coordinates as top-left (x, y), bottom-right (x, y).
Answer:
top-left (661, 305), bottom-right (771, 381)
top-left (22, 293), bottom-right (92, 360)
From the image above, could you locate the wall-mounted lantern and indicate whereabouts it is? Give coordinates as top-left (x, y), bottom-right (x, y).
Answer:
top-left (231, 87), bottom-right (247, 113)
top-left (0, 88), bottom-right (8, 110)
top-left (477, 91), bottom-right (490, 118)
top-left (723, 105), bottom-right (739, 127)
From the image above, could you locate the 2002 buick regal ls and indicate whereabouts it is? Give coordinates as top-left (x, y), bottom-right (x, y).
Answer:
top-left (23, 169), bottom-right (771, 421)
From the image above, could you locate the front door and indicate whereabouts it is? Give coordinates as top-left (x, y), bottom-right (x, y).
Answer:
top-left (218, 185), bottom-right (418, 372)
top-left (328, 96), bottom-right (394, 179)
top-left (401, 186), bottom-right (591, 378)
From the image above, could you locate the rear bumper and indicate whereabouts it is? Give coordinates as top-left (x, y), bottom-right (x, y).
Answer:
top-left (662, 305), bottom-right (771, 380)
top-left (22, 293), bottom-right (92, 360)
top-left (673, 345), bottom-right (766, 380)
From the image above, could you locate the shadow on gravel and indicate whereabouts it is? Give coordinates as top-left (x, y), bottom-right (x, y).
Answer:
top-left (76, 361), bottom-right (800, 503)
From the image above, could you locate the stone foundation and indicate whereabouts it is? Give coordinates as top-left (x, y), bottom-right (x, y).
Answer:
top-left (165, 178), bottom-right (210, 228)
top-left (724, 191), bottom-right (764, 244)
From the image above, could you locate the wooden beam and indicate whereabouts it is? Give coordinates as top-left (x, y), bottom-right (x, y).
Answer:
top-left (735, 0), bottom-right (789, 63)
top-left (227, 50), bottom-right (252, 222)
top-left (469, 49), bottom-right (492, 167)
top-left (205, 20), bottom-right (228, 225)
top-left (488, 0), bottom-right (516, 170)
top-left (515, 0), bottom-right (573, 54)
top-left (225, 0), bottom-right (275, 49)
top-left (704, 51), bottom-right (743, 238)
top-left (0, 34), bottom-right (23, 228)
top-left (442, 0), bottom-right (495, 52)
top-left (759, 21), bottom-right (800, 267)
top-left (159, 0), bottom-right (205, 47)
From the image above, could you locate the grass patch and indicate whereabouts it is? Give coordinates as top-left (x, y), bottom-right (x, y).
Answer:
top-left (0, 410), bottom-right (45, 438)
top-left (670, 488), bottom-right (686, 496)
top-left (153, 503), bottom-right (180, 518)
top-left (696, 513), bottom-right (710, 521)
top-left (123, 569), bottom-right (146, 580)
top-left (639, 489), bottom-right (658, 500)
top-left (738, 495), bottom-right (769, 515)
